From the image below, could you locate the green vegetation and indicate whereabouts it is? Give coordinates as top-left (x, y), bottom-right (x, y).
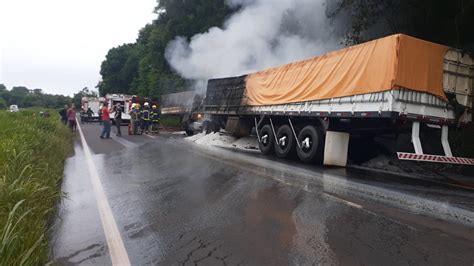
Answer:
top-left (160, 115), bottom-right (182, 128)
top-left (0, 84), bottom-right (72, 110)
top-left (332, 0), bottom-right (474, 53)
top-left (99, 0), bottom-right (474, 101)
top-left (0, 110), bottom-right (72, 265)
top-left (98, 0), bottom-right (234, 98)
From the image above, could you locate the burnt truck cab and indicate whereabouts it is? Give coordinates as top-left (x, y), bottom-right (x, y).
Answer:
top-left (181, 94), bottom-right (212, 135)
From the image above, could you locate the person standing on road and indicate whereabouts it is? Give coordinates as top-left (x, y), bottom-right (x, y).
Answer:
top-left (67, 104), bottom-right (77, 131)
top-left (100, 102), bottom-right (111, 139)
top-left (129, 103), bottom-right (139, 135)
top-left (86, 107), bottom-right (94, 123)
top-left (114, 103), bottom-right (122, 137)
top-left (98, 106), bottom-right (103, 125)
top-left (59, 105), bottom-right (68, 125)
top-left (141, 102), bottom-right (151, 134)
top-left (151, 105), bottom-right (160, 134)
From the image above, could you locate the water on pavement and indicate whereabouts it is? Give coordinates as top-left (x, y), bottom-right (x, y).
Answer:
top-left (50, 124), bottom-right (474, 265)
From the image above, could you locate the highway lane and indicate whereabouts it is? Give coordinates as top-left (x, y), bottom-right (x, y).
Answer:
top-left (51, 123), bottom-right (474, 265)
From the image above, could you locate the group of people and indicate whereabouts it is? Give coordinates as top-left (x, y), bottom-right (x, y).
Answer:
top-left (59, 101), bottom-right (160, 138)
top-left (59, 104), bottom-right (77, 131)
top-left (129, 102), bottom-right (160, 135)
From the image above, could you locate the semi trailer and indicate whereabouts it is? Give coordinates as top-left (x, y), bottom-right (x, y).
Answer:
top-left (202, 34), bottom-right (473, 167)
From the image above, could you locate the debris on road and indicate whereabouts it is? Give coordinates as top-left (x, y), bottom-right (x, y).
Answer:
top-left (185, 131), bottom-right (259, 151)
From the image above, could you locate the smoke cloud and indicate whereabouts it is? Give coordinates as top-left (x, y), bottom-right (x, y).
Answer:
top-left (165, 0), bottom-right (344, 81)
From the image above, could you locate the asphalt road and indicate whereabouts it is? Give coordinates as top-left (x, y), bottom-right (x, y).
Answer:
top-left (50, 123), bottom-right (474, 265)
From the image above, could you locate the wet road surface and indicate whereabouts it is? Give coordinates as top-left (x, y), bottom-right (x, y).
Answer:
top-left (51, 123), bottom-right (474, 265)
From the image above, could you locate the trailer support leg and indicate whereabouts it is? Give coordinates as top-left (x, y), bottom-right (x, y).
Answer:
top-left (269, 118), bottom-right (278, 144)
top-left (288, 118), bottom-right (302, 149)
top-left (255, 117), bottom-right (261, 143)
top-left (411, 121), bottom-right (424, 155)
top-left (441, 125), bottom-right (453, 157)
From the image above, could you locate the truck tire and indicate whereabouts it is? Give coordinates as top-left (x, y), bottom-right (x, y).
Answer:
top-left (203, 120), bottom-right (221, 134)
top-left (184, 121), bottom-right (194, 136)
top-left (202, 121), bottom-right (211, 134)
top-left (275, 125), bottom-right (296, 158)
top-left (258, 124), bottom-right (275, 155)
top-left (296, 125), bottom-right (324, 164)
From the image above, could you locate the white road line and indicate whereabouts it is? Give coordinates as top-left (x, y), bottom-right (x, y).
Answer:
top-left (323, 193), bottom-right (363, 209)
top-left (76, 121), bottom-right (131, 266)
top-left (144, 133), bottom-right (156, 139)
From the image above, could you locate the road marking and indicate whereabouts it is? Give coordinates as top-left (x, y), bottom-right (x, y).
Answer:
top-left (144, 133), bottom-right (156, 139)
top-left (323, 192), bottom-right (363, 209)
top-left (76, 121), bottom-right (131, 266)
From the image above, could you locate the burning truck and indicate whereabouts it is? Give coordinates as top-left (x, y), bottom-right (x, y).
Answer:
top-left (198, 34), bottom-right (473, 167)
top-left (160, 91), bottom-right (205, 135)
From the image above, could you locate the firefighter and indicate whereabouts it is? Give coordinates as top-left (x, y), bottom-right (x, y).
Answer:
top-left (141, 102), bottom-right (151, 134)
top-left (151, 105), bottom-right (160, 134)
top-left (129, 103), bottom-right (139, 135)
top-left (136, 103), bottom-right (142, 134)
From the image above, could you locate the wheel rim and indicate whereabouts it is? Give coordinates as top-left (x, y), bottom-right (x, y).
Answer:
top-left (301, 135), bottom-right (313, 153)
top-left (261, 133), bottom-right (269, 146)
top-left (278, 134), bottom-right (288, 149)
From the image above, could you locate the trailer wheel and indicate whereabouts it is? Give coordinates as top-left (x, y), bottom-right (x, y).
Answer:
top-left (258, 124), bottom-right (275, 155)
top-left (297, 125), bottom-right (324, 163)
top-left (202, 121), bottom-right (211, 134)
top-left (275, 125), bottom-right (296, 158)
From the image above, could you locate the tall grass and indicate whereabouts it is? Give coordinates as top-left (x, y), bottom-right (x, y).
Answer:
top-left (0, 110), bottom-right (72, 265)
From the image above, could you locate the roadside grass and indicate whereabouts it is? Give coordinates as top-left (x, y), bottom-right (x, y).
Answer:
top-left (0, 110), bottom-right (72, 265)
top-left (160, 115), bottom-right (182, 128)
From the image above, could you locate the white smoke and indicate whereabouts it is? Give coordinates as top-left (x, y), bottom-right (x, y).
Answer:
top-left (165, 0), bottom-right (343, 81)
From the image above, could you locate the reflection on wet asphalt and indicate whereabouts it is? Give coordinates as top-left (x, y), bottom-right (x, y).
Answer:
top-left (51, 124), bottom-right (474, 265)
top-left (51, 144), bottom-right (109, 265)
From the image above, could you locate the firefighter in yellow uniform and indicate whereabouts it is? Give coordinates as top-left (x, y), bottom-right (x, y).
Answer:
top-left (151, 105), bottom-right (160, 134)
top-left (141, 102), bottom-right (151, 134)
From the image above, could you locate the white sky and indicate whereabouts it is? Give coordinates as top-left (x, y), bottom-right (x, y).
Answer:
top-left (0, 0), bottom-right (157, 96)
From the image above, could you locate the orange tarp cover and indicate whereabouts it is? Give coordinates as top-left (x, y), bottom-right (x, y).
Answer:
top-left (245, 34), bottom-right (448, 106)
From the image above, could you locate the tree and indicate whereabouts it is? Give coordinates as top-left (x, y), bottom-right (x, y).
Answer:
top-left (0, 97), bottom-right (6, 110)
top-left (99, 44), bottom-right (138, 96)
top-left (98, 0), bottom-right (233, 99)
top-left (72, 87), bottom-right (98, 108)
top-left (331, 0), bottom-right (474, 53)
top-left (0, 84), bottom-right (72, 108)
top-left (11, 86), bottom-right (30, 95)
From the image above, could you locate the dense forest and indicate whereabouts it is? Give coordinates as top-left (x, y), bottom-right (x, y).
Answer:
top-left (98, 0), bottom-right (474, 98)
top-left (98, 0), bottom-right (234, 98)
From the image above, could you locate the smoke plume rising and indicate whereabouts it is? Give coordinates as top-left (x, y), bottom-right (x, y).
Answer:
top-left (165, 0), bottom-right (344, 81)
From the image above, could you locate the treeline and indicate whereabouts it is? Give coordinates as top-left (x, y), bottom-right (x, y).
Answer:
top-left (99, 0), bottom-right (474, 100)
top-left (98, 0), bottom-right (234, 98)
top-left (0, 84), bottom-right (101, 110)
top-left (333, 0), bottom-right (474, 53)
top-left (0, 84), bottom-right (71, 110)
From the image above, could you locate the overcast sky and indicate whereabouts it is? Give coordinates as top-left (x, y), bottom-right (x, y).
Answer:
top-left (0, 0), bottom-right (157, 96)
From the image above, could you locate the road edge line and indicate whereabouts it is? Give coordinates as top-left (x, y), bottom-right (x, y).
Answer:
top-left (76, 121), bottom-right (131, 266)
